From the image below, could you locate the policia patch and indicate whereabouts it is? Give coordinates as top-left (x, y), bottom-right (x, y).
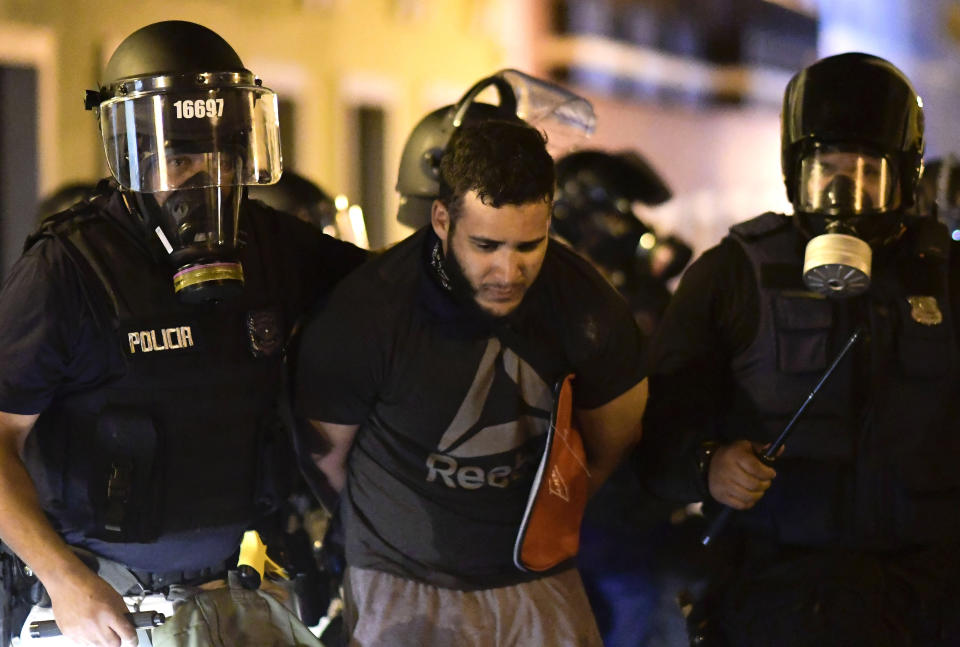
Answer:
top-left (126, 325), bottom-right (195, 354)
top-left (122, 322), bottom-right (199, 356)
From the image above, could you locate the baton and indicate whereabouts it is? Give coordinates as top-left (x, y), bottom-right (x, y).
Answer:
top-left (701, 327), bottom-right (861, 547)
top-left (29, 610), bottom-right (165, 639)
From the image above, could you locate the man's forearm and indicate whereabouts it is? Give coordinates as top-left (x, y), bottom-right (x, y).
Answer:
top-left (306, 419), bottom-right (359, 493)
top-left (0, 441), bottom-right (91, 588)
top-left (311, 449), bottom-right (348, 493)
top-left (579, 379), bottom-right (648, 497)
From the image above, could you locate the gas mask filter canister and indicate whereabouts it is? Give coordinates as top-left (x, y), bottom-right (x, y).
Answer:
top-left (135, 184), bottom-right (246, 305)
top-left (802, 229), bottom-right (871, 297)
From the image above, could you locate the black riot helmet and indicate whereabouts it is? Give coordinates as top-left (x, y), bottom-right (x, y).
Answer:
top-left (553, 149), bottom-right (690, 281)
top-left (781, 52), bottom-right (923, 246)
top-left (396, 69), bottom-right (596, 228)
top-left (86, 21), bottom-right (283, 303)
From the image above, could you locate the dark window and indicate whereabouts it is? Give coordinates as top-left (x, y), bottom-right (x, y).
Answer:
top-left (353, 105), bottom-right (385, 249)
top-left (0, 65), bottom-right (39, 280)
top-left (277, 97), bottom-right (297, 170)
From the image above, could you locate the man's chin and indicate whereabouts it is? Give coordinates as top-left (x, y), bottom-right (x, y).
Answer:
top-left (475, 297), bottom-right (522, 318)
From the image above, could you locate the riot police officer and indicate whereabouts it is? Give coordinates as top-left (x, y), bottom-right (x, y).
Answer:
top-left (552, 148), bottom-right (691, 336)
top-left (637, 52), bottom-right (960, 646)
top-left (0, 21), bottom-right (365, 646)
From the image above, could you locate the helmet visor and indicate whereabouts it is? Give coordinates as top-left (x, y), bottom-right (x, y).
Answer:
top-left (499, 69), bottom-right (596, 153)
top-left (100, 85), bottom-right (281, 192)
top-left (796, 147), bottom-right (899, 216)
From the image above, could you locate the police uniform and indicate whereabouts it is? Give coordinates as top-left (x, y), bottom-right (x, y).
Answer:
top-left (638, 213), bottom-right (960, 645)
top-left (0, 182), bottom-right (365, 636)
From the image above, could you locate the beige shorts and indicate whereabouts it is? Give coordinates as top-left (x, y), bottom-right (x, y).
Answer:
top-left (343, 566), bottom-right (603, 647)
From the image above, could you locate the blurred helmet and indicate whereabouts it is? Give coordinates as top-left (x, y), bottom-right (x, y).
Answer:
top-left (553, 149), bottom-right (689, 281)
top-left (781, 52), bottom-right (923, 245)
top-left (917, 155), bottom-right (960, 239)
top-left (86, 20), bottom-right (282, 303)
top-left (248, 170), bottom-right (336, 232)
top-left (396, 69), bottom-right (596, 228)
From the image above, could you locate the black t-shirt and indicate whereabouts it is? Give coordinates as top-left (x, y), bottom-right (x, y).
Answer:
top-left (0, 185), bottom-right (367, 570)
top-left (295, 228), bottom-right (645, 590)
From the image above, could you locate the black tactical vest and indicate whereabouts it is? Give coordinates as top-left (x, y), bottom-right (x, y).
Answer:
top-left (725, 212), bottom-right (960, 549)
top-left (22, 191), bottom-right (290, 546)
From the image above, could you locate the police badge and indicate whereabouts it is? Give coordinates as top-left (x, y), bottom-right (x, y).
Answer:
top-left (907, 296), bottom-right (943, 326)
top-left (246, 309), bottom-right (283, 358)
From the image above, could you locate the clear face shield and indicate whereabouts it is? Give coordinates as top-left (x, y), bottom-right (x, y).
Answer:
top-left (797, 148), bottom-right (900, 298)
top-left (493, 69), bottom-right (596, 155)
top-left (96, 74), bottom-right (282, 302)
top-left (396, 69), bottom-right (595, 228)
top-left (797, 148), bottom-right (898, 217)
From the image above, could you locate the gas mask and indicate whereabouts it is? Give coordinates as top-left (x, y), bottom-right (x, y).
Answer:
top-left (795, 148), bottom-right (901, 298)
top-left (92, 70), bottom-right (282, 304)
top-left (132, 165), bottom-right (245, 302)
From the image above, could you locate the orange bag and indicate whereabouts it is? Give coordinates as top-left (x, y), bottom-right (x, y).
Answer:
top-left (513, 373), bottom-right (590, 572)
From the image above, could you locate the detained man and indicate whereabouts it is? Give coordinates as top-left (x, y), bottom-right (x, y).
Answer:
top-left (294, 119), bottom-right (648, 646)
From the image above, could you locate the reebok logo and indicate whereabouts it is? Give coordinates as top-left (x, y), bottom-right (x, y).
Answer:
top-left (425, 338), bottom-right (553, 490)
top-left (425, 445), bottom-right (539, 490)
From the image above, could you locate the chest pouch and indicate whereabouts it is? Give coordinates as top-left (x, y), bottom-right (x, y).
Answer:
top-left (513, 374), bottom-right (589, 572)
top-left (774, 294), bottom-right (834, 374)
top-left (89, 407), bottom-right (163, 543)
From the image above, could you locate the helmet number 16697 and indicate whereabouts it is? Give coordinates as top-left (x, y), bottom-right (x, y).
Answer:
top-left (174, 98), bottom-right (224, 119)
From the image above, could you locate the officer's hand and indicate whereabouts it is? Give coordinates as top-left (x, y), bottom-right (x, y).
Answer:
top-left (45, 566), bottom-right (137, 646)
top-left (707, 440), bottom-right (777, 510)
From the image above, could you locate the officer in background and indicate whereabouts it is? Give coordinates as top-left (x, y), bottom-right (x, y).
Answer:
top-left (552, 149), bottom-right (699, 646)
top-left (248, 170), bottom-right (338, 235)
top-left (916, 154), bottom-right (960, 237)
top-left (0, 21), bottom-right (365, 646)
top-left (552, 148), bottom-right (691, 336)
top-left (637, 52), bottom-right (960, 646)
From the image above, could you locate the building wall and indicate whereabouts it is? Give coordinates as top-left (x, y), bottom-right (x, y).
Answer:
top-left (580, 91), bottom-right (789, 257)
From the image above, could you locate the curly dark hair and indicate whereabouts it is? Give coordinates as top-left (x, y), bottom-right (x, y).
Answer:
top-left (438, 120), bottom-right (555, 221)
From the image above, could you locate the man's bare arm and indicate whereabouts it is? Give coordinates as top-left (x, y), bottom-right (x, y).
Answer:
top-left (305, 420), bottom-right (360, 493)
top-left (575, 378), bottom-right (648, 497)
top-left (0, 411), bottom-right (136, 645)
